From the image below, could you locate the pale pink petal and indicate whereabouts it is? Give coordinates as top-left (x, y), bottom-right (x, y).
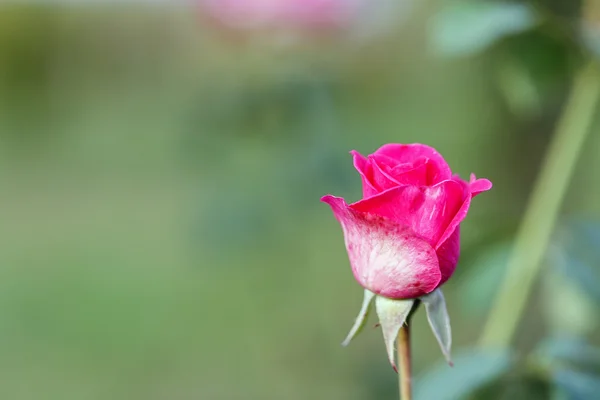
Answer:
top-left (351, 150), bottom-right (379, 198)
top-left (321, 195), bottom-right (441, 299)
top-left (349, 180), bottom-right (469, 248)
top-left (374, 143), bottom-right (452, 182)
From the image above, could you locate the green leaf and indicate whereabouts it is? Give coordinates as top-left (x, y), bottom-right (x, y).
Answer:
top-left (472, 372), bottom-right (552, 400)
top-left (429, 1), bottom-right (538, 57)
top-left (535, 337), bottom-right (600, 374)
top-left (553, 220), bottom-right (600, 304)
top-left (541, 268), bottom-right (598, 336)
top-left (553, 368), bottom-right (600, 400)
top-left (495, 57), bottom-right (542, 119)
top-left (415, 348), bottom-right (514, 400)
top-left (556, 257), bottom-right (600, 304)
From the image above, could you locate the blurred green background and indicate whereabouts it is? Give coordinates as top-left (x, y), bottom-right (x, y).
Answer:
top-left (1, 1), bottom-right (599, 399)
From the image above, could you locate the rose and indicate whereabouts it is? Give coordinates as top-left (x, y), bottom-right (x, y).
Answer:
top-left (200, 0), bottom-right (363, 31)
top-left (322, 143), bottom-right (491, 299)
top-left (321, 143), bottom-right (491, 367)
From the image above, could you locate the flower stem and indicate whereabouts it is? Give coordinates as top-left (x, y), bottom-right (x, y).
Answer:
top-left (398, 323), bottom-right (412, 400)
top-left (479, 61), bottom-right (600, 348)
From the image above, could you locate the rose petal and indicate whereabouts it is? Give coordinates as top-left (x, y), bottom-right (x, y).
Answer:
top-left (321, 195), bottom-right (441, 299)
top-left (374, 143), bottom-right (452, 182)
top-left (388, 158), bottom-right (447, 187)
top-left (351, 150), bottom-right (379, 198)
top-left (436, 227), bottom-right (460, 285)
top-left (388, 157), bottom-right (429, 185)
top-left (368, 155), bottom-right (402, 192)
top-left (349, 180), bottom-right (469, 248)
top-left (435, 188), bottom-right (471, 252)
top-left (469, 173), bottom-right (493, 197)
top-left (372, 154), bottom-right (437, 187)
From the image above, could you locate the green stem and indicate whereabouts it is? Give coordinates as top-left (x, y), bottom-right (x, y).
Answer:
top-left (479, 61), bottom-right (600, 348)
top-left (398, 323), bottom-right (412, 400)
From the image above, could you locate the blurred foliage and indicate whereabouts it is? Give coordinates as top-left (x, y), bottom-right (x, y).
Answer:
top-left (0, 0), bottom-right (599, 399)
top-left (414, 349), bottom-right (514, 400)
top-left (429, 1), bottom-right (538, 57)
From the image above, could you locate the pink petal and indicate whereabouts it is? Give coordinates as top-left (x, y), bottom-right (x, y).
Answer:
top-left (374, 143), bottom-right (452, 182)
top-left (371, 154), bottom-right (436, 186)
top-left (351, 150), bottom-right (379, 198)
top-left (435, 187), bottom-right (471, 252)
top-left (388, 157), bottom-right (429, 185)
top-left (469, 173), bottom-right (493, 197)
top-left (364, 154), bottom-right (434, 195)
top-left (388, 158), bottom-right (448, 186)
top-left (368, 155), bottom-right (402, 192)
top-left (349, 180), bottom-right (469, 248)
top-left (435, 227), bottom-right (460, 285)
top-left (321, 195), bottom-right (441, 299)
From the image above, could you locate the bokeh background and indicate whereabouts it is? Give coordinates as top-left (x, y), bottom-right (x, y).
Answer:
top-left (1, 1), bottom-right (599, 399)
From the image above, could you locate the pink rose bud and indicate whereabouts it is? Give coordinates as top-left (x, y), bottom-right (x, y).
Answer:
top-left (322, 143), bottom-right (492, 368)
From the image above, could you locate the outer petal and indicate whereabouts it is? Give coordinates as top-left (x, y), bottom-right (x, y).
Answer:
top-left (469, 173), bottom-right (493, 197)
top-left (453, 173), bottom-right (493, 198)
top-left (350, 180), bottom-right (470, 248)
top-left (435, 227), bottom-right (460, 286)
top-left (374, 143), bottom-right (452, 183)
top-left (321, 195), bottom-right (441, 299)
top-left (351, 150), bottom-right (379, 198)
